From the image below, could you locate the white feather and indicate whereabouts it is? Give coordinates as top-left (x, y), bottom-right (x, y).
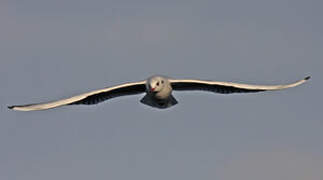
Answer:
top-left (9, 81), bottom-right (146, 111)
top-left (169, 77), bottom-right (310, 91)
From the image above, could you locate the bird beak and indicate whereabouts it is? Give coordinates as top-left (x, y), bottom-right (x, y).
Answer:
top-left (150, 87), bottom-right (155, 92)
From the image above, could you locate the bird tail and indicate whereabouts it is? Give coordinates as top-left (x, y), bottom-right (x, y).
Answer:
top-left (140, 94), bottom-right (178, 109)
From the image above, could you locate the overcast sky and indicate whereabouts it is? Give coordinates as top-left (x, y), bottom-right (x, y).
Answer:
top-left (1, 0), bottom-right (322, 180)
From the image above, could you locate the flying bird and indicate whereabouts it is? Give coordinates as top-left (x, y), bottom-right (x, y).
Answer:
top-left (8, 75), bottom-right (310, 111)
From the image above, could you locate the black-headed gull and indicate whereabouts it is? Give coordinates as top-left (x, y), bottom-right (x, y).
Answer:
top-left (8, 75), bottom-right (310, 111)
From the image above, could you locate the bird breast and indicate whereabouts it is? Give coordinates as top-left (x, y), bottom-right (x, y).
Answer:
top-left (155, 85), bottom-right (172, 100)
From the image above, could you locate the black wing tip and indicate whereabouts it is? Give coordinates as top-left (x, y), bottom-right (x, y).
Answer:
top-left (8, 106), bottom-right (14, 109)
top-left (304, 76), bottom-right (311, 80)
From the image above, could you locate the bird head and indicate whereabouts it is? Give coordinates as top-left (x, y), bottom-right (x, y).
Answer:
top-left (147, 76), bottom-right (166, 93)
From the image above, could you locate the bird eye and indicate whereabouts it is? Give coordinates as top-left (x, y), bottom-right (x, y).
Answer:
top-left (156, 82), bottom-right (160, 86)
top-left (161, 80), bottom-right (164, 84)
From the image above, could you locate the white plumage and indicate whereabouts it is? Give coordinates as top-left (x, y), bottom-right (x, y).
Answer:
top-left (8, 75), bottom-right (310, 111)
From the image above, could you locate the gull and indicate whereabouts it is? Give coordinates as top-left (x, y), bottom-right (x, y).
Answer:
top-left (8, 75), bottom-right (310, 111)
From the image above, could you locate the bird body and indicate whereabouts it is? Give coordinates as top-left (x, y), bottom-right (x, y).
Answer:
top-left (140, 75), bottom-right (177, 109)
top-left (8, 75), bottom-right (310, 111)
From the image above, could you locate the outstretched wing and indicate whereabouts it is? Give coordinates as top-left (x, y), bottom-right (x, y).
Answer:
top-left (8, 81), bottom-right (146, 111)
top-left (170, 76), bottom-right (310, 94)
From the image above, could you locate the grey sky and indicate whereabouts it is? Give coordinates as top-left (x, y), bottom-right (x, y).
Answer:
top-left (1, 0), bottom-right (322, 179)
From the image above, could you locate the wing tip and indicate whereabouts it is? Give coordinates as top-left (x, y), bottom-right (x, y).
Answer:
top-left (304, 76), bottom-right (311, 81)
top-left (8, 106), bottom-right (14, 110)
